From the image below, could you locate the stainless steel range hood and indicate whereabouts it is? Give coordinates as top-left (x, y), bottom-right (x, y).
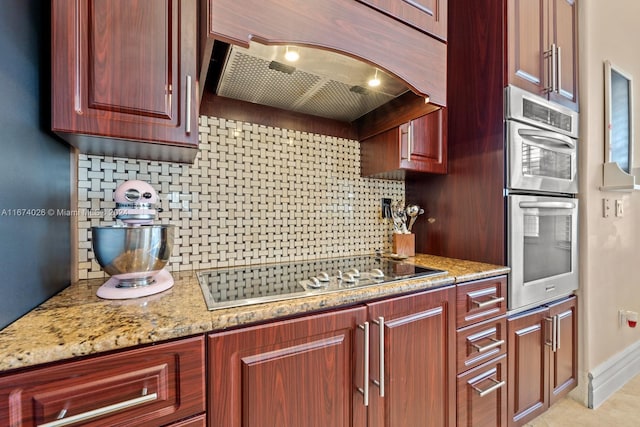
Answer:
top-left (211, 42), bottom-right (412, 122)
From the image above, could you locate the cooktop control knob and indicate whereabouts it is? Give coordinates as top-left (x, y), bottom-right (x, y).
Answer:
top-left (371, 268), bottom-right (385, 279)
top-left (308, 277), bottom-right (322, 288)
top-left (317, 272), bottom-right (330, 282)
top-left (345, 268), bottom-right (360, 277)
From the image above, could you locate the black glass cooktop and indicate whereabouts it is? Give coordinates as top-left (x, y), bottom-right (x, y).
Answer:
top-left (197, 255), bottom-right (446, 310)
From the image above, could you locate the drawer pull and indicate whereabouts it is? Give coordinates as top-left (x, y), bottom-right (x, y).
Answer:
top-left (471, 338), bottom-right (505, 353)
top-left (471, 378), bottom-right (506, 397)
top-left (471, 296), bottom-right (504, 308)
top-left (38, 390), bottom-right (158, 427)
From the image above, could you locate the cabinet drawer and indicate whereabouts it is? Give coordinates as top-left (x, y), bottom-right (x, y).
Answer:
top-left (457, 355), bottom-right (508, 427)
top-left (456, 316), bottom-right (506, 373)
top-left (456, 276), bottom-right (507, 328)
top-left (0, 336), bottom-right (205, 427)
top-left (167, 413), bottom-right (206, 427)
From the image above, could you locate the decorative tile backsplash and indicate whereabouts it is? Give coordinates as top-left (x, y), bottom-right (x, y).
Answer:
top-left (77, 116), bottom-right (404, 279)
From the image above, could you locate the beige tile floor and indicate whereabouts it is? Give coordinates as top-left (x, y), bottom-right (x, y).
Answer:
top-left (527, 374), bottom-right (640, 427)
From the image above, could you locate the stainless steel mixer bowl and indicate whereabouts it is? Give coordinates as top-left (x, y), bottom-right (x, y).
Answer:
top-left (91, 225), bottom-right (175, 287)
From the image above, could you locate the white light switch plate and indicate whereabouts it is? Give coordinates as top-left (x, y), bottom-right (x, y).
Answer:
top-left (615, 199), bottom-right (624, 217)
top-left (603, 198), bottom-right (611, 218)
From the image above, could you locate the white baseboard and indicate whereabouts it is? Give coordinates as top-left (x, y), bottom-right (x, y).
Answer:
top-left (588, 340), bottom-right (640, 408)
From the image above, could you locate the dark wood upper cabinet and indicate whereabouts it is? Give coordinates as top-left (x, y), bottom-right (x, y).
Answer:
top-left (507, 0), bottom-right (578, 111)
top-left (507, 0), bottom-right (546, 95)
top-left (355, 0), bottom-right (448, 41)
top-left (548, 0), bottom-right (578, 109)
top-left (52, 0), bottom-right (199, 162)
top-left (205, 0), bottom-right (446, 106)
top-left (361, 108), bottom-right (447, 179)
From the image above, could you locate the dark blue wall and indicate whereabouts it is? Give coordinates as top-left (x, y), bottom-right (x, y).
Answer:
top-left (0, 0), bottom-right (71, 328)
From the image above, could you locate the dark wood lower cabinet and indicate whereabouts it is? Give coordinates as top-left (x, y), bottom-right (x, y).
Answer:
top-left (207, 286), bottom-right (456, 427)
top-left (0, 337), bottom-right (206, 427)
top-left (548, 296), bottom-right (578, 405)
top-left (168, 414), bottom-right (207, 427)
top-left (367, 286), bottom-right (457, 427)
top-left (457, 355), bottom-right (507, 427)
top-left (507, 296), bottom-right (577, 427)
top-left (207, 306), bottom-right (368, 427)
top-left (507, 307), bottom-right (548, 426)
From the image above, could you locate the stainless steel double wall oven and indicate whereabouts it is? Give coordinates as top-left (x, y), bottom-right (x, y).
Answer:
top-left (505, 86), bottom-right (579, 312)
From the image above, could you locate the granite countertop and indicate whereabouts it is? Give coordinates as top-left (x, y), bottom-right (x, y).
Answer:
top-left (0, 254), bottom-right (509, 373)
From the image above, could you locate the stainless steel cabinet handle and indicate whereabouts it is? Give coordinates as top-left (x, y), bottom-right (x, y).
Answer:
top-left (471, 295), bottom-right (504, 308)
top-left (471, 338), bottom-right (505, 353)
top-left (407, 122), bottom-right (413, 162)
top-left (544, 46), bottom-right (554, 93)
top-left (551, 43), bottom-right (558, 93)
top-left (472, 378), bottom-right (506, 397)
top-left (544, 317), bottom-right (554, 347)
top-left (372, 316), bottom-right (385, 397)
top-left (556, 45), bottom-right (562, 94)
top-left (186, 75), bottom-right (192, 134)
top-left (545, 315), bottom-right (559, 352)
top-left (38, 390), bottom-right (158, 427)
top-left (358, 322), bottom-right (370, 406)
top-left (554, 315), bottom-right (560, 352)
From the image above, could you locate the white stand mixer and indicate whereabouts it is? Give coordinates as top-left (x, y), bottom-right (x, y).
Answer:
top-left (92, 180), bottom-right (175, 299)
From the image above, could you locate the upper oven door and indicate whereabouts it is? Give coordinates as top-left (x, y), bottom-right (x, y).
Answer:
top-left (507, 120), bottom-right (578, 194)
top-left (508, 194), bottom-right (579, 311)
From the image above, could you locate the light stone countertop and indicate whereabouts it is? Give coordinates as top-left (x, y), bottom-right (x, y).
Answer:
top-left (0, 254), bottom-right (509, 373)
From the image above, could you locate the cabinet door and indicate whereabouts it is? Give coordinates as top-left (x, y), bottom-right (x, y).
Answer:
top-left (0, 337), bottom-right (205, 427)
top-left (457, 355), bottom-right (508, 427)
top-left (208, 307), bottom-right (368, 427)
top-left (506, 307), bottom-right (549, 427)
top-left (367, 286), bottom-right (456, 427)
top-left (548, 0), bottom-right (579, 110)
top-left (52, 0), bottom-right (198, 161)
top-left (360, 107), bottom-right (446, 178)
top-left (506, 0), bottom-right (547, 96)
top-left (356, 0), bottom-right (448, 40)
top-left (400, 108), bottom-right (447, 174)
top-left (547, 296), bottom-right (578, 405)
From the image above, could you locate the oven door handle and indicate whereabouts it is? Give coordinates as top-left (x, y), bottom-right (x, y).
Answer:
top-left (519, 201), bottom-right (576, 210)
top-left (517, 129), bottom-right (576, 149)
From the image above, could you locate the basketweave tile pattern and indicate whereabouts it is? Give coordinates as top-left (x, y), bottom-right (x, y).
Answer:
top-left (76, 116), bottom-right (404, 279)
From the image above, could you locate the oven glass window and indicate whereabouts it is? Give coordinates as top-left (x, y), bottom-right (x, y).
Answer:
top-left (522, 143), bottom-right (572, 180)
top-left (523, 213), bottom-right (572, 282)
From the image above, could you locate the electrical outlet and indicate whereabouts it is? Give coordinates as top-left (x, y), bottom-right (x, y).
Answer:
top-left (615, 199), bottom-right (624, 217)
top-left (603, 198), bottom-right (611, 218)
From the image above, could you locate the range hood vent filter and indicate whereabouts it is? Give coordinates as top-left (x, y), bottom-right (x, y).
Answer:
top-left (216, 45), bottom-right (406, 122)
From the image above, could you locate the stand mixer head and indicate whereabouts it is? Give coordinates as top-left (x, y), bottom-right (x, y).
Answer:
top-left (92, 180), bottom-right (175, 299)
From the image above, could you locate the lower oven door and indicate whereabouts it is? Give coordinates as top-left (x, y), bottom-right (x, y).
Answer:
top-left (508, 194), bottom-right (579, 311)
